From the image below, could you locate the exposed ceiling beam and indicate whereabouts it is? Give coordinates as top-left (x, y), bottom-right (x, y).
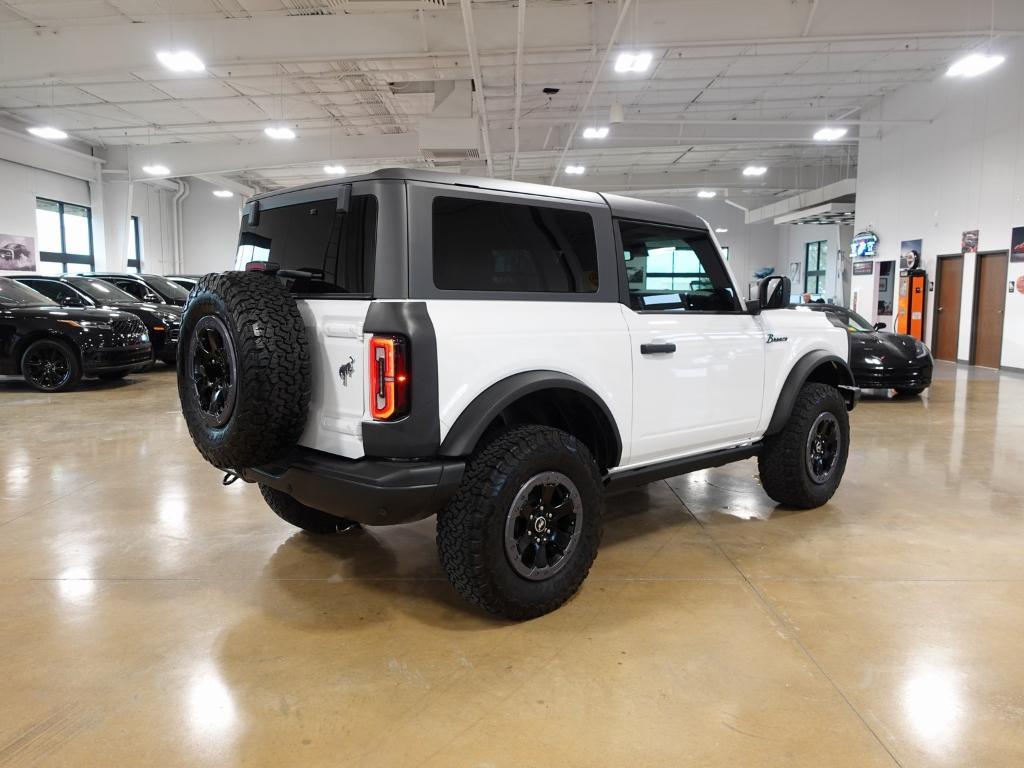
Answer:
top-left (459, 0), bottom-right (493, 176)
top-left (510, 0), bottom-right (526, 180)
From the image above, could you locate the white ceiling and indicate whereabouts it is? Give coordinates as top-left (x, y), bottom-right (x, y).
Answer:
top-left (0, 0), bottom-right (1019, 203)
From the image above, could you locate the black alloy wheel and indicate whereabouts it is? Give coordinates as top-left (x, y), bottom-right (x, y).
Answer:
top-left (22, 341), bottom-right (77, 392)
top-left (805, 411), bottom-right (840, 484)
top-left (503, 471), bottom-right (583, 580)
top-left (189, 315), bottom-right (238, 427)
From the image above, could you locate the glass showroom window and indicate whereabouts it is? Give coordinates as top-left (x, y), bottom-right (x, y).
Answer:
top-left (805, 240), bottom-right (827, 295)
top-left (127, 216), bottom-right (142, 272)
top-left (36, 198), bottom-right (95, 274)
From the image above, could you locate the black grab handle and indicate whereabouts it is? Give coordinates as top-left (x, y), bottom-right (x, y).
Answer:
top-left (641, 343), bottom-right (676, 355)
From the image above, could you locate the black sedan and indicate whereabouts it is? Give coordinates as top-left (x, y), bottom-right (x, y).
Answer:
top-left (803, 304), bottom-right (933, 395)
top-left (83, 272), bottom-right (191, 307)
top-left (0, 277), bottom-right (152, 392)
top-left (13, 275), bottom-right (181, 365)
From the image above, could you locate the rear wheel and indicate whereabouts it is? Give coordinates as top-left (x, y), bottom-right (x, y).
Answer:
top-left (758, 383), bottom-right (849, 509)
top-left (21, 339), bottom-right (81, 393)
top-left (259, 484), bottom-right (361, 534)
top-left (437, 425), bottom-right (603, 620)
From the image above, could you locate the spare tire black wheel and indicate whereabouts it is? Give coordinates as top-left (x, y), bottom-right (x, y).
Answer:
top-left (177, 271), bottom-right (311, 470)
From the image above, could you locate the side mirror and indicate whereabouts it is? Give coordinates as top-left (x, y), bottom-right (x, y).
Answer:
top-left (874, 322), bottom-right (886, 330)
top-left (61, 295), bottom-right (84, 308)
top-left (757, 275), bottom-right (792, 311)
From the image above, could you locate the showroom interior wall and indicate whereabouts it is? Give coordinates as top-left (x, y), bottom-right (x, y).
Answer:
top-left (181, 178), bottom-right (243, 275)
top-left (778, 222), bottom-right (851, 300)
top-left (854, 35), bottom-right (1024, 369)
top-left (0, 157), bottom-right (90, 258)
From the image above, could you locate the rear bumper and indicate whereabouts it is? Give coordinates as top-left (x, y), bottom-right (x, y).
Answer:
top-left (83, 343), bottom-right (153, 373)
top-left (242, 448), bottom-right (466, 526)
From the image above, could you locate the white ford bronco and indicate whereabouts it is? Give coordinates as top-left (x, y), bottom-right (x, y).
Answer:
top-left (177, 169), bottom-right (858, 619)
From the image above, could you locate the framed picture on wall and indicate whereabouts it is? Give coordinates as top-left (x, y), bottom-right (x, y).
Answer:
top-left (0, 235), bottom-right (36, 271)
top-left (1011, 226), bottom-right (1024, 263)
top-left (789, 261), bottom-right (801, 284)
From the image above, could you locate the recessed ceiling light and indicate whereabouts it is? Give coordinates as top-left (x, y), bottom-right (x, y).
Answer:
top-left (323, 165), bottom-right (347, 175)
top-left (142, 164), bottom-right (170, 176)
top-left (742, 165), bottom-right (768, 176)
top-left (697, 190), bottom-right (716, 198)
top-left (565, 164), bottom-right (586, 175)
top-left (156, 50), bottom-right (205, 73)
top-left (212, 190), bottom-right (234, 198)
top-left (614, 51), bottom-right (653, 73)
top-left (715, 227), bottom-right (728, 233)
top-left (813, 127), bottom-right (848, 141)
top-left (27, 126), bottom-right (68, 140)
top-left (264, 126), bottom-right (296, 140)
top-left (946, 52), bottom-right (1005, 78)
top-left (582, 126), bottom-right (609, 139)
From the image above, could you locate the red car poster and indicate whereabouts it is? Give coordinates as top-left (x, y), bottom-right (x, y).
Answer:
top-left (1012, 226), bottom-right (1024, 263)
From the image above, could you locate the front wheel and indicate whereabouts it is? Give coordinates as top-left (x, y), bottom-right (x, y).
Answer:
top-left (21, 339), bottom-right (81, 393)
top-left (758, 383), bottom-right (850, 509)
top-left (437, 425), bottom-right (603, 620)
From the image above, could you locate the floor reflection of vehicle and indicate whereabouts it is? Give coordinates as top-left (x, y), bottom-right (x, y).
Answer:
top-left (799, 304), bottom-right (933, 396)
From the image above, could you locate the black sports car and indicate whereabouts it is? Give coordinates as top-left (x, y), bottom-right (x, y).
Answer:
top-left (13, 275), bottom-right (181, 364)
top-left (0, 277), bottom-right (152, 392)
top-left (83, 272), bottom-right (191, 307)
top-left (802, 304), bottom-right (933, 395)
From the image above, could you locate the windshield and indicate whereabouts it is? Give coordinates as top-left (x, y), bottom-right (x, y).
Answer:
top-left (143, 275), bottom-right (190, 301)
top-left (812, 305), bottom-right (875, 332)
top-left (68, 277), bottom-right (138, 305)
top-left (0, 277), bottom-right (54, 307)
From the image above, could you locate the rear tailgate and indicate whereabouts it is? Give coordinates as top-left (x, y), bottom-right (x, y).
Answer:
top-left (295, 298), bottom-right (371, 459)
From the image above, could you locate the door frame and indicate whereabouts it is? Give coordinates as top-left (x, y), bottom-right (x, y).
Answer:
top-left (931, 253), bottom-right (964, 360)
top-left (968, 249), bottom-right (1009, 368)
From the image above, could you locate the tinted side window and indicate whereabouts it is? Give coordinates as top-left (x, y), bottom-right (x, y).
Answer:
top-left (619, 221), bottom-right (739, 312)
top-left (20, 280), bottom-right (63, 301)
top-left (237, 195), bottom-right (377, 295)
top-left (117, 280), bottom-right (147, 300)
top-left (432, 196), bottom-right (598, 293)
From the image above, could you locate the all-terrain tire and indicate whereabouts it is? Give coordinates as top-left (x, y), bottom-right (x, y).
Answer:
top-left (758, 383), bottom-right (849, 509)
top-left (437, 425), bottom-right (603, 620)
top-left (177, 271), bottom-right (311, 470)
top-left (259, 485), bottom-right (361, 534)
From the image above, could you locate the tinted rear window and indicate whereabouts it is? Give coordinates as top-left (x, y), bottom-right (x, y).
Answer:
top-left (432, 196), bottom-right (598, 293)
top-left (237, 194), bottom-right (377, 295)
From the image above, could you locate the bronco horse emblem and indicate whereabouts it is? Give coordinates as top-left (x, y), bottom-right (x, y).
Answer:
top-left (338, 356), bottom-right (355, 385)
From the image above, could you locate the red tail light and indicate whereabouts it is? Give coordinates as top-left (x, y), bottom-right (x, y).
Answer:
top-left (369, 335), bottom-right (410, 421)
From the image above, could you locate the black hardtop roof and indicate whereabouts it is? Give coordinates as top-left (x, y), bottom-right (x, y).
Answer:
top-left (249, 167), bottom-right (708, 232)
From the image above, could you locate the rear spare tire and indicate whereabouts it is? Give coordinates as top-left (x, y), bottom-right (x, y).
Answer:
top-left (177, 271), bottom-right (311, 470)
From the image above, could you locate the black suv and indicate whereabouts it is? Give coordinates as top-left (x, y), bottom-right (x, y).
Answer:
top-left (14, 275), bottom-right (181, 365)
top-left (0, 277), bottom-right (152, 391)
top-left (84, 272), bottom-right (191, 307)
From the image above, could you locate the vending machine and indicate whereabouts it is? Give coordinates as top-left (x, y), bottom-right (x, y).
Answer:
top-left (896, 268), bottom-right (927, 341)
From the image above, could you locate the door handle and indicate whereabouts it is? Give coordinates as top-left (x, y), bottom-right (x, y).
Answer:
top-left (641, 343), bottom-right (676, 355)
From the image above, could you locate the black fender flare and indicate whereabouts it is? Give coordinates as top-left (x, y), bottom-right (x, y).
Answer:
top-left (438, 370), bottom-right (623, 466)
top-left (765, 351), bottom-right (857, 436)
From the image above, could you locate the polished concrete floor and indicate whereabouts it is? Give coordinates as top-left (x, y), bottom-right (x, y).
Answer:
top-left (1, 362), bottom-right (1022, 767)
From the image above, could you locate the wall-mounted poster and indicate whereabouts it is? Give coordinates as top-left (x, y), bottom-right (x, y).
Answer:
top-left (961, 230), bottom-right (979, 254)
top-left (789, 261), bottom-right (802, 284)
top-left (900, 238), bottom-right (922, 270)
top-left (0, 235), bottom-right (36, 271)
top-left (852, 261), bottom-right (874, 276)
top-left (1011, 226), bottom-right (1024, 263)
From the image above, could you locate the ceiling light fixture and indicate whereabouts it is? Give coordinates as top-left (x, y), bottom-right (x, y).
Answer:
top-left (715, 227), bottom-right (728, 234)
top-left (142, 164), bottom-right (170, 176)
top-left (323, 165), bottom-right (347, 175)
top-left (614, 51), bottom-right (653, 73)
top-left (946, 52), bottom-right (1005, 78)
top-left (264, 126), bottom-right (296, 140)
top-left (813, 127), bottom-right (848, 141)
top-left (565, 164), bottom-right (586, 175)
top-left (27, 126), bottom-right (68, 140)
top-left (742, 165), bottom-right (768, 176)
top-left (156, 50), bottom-right (206, 73)
top-left (212, 190), bottom-right (234, 198)
top-left (582, 126), bottom-right (609, 139)
top-left (697, 190), bottom-right (716, 198)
